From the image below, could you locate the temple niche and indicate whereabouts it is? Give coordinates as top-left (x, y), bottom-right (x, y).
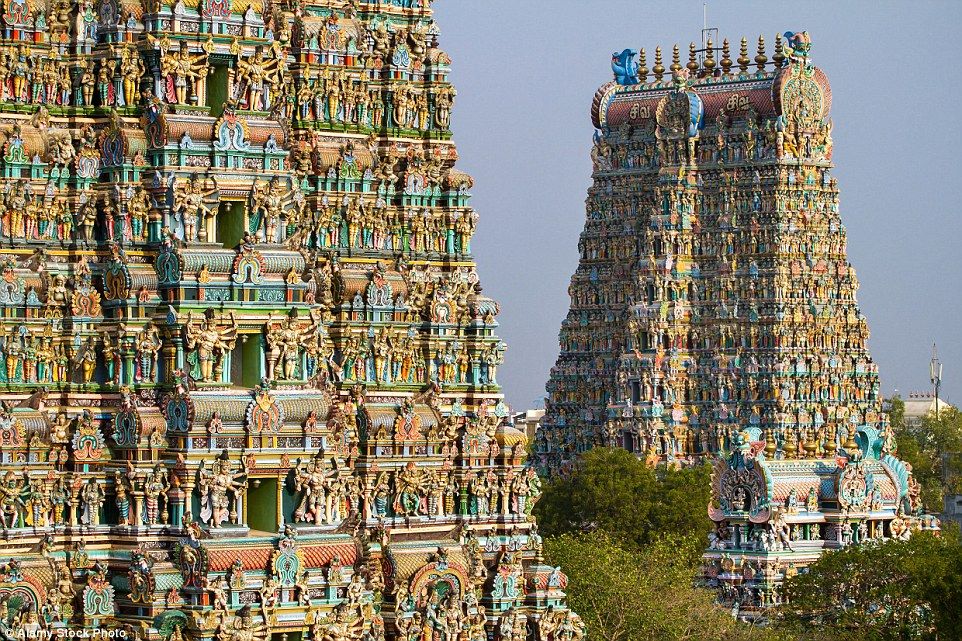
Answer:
top-left (0, 1), bottom-right (580, 640)
top-left (537, 33), bottom-right (938, 613)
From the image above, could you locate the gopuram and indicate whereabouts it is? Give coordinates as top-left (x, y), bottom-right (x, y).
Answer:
top-left (537, 32), bottom-right (938, 610)
top-left (0, 1), bottom-right (583, 640)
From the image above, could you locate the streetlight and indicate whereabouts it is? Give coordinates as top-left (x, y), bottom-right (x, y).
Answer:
top-left (930, 343), bottom-right (943, 420)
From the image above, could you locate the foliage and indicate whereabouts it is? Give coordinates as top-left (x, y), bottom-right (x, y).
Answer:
top-left (890, 397), bottom-right (962, 510)
top-left (779, 529), bottom-right (962, 641)
top-left (544, 532), bottom-right (784, 641)
top-left (534, 447), bottom-right (712, 554)
top-left (533, 446), bottom-right (962, 641)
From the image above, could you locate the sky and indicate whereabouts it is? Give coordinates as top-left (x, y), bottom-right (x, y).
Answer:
top-left (432, 0), bottom-right (962, 411)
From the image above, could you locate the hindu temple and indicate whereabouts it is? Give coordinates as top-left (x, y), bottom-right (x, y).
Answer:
top-left (0, 1), bottom-right (583, 640)
top-left (536, 32), bottom-right (938, 611)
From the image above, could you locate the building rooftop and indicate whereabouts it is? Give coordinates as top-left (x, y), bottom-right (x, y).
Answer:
top-left (902, 393), bottom-right (955, 421)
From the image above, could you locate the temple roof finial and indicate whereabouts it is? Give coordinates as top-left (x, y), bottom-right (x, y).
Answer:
top-left (654, 46), bottom-right (666, 81)
top-left (773, 32), bottom-right (786, 67)
top-left (738, 37), bottom-right (750, 73)
top-left (755, 35), bottom-right (768, 71)
top-left (687, 42), bottom-right (699, 75)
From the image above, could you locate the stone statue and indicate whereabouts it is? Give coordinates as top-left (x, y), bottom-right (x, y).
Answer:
top-left (143, 464), bottom-right (171, 525)
top-left (80, 478), bottom-right (105, 526)
top-left (265, 308), bottom-right (318, 381)
top-left (198, 451), bottom-right (248, 528)
top-left (134, 321), bottom-right (162, 383)
top-left (173, 174), bottom-right (219, 242)
top-left (292, 455), bottom-right (334, 525)
top-left (184, 309), bottom-right (238, 383)
top-left (161, 41), bottom-right (209, 106)
top-left (0, 471), bottom-right (26, 529)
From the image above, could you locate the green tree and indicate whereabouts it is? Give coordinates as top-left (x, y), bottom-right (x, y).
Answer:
top-left (533, 447), bottom-right (712, 552)
top-left (891, 396), bottom-right (962, 510)
top-left (544, 532), bottom-right (782, 641)
top-left (780, 530), bottom-right (962, 641)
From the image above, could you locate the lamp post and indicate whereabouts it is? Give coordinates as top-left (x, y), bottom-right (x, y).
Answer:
top-left (930, 343), bottom-right (943, 420)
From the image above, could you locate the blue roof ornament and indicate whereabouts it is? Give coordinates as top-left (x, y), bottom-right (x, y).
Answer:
top-left (611, 49), bottom-right (639, 85)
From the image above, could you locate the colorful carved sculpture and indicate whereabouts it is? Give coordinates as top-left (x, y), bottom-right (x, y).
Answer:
top-left (0, 3), bottom-right (576, 639)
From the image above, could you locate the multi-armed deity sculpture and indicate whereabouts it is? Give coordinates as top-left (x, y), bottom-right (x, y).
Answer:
top-left (539, 31), bottom-right (938, 614)
top-left (0, 1), bottom-right (579, 640)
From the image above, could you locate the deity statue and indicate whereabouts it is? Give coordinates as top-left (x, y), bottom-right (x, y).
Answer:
top-left (74, 336), bottom-right (98, 384)
top-left (434, 87), bottom-right (455, 130)
top-left (172, 174), bottom-right (219, 242)
top-left (292, 455), bottom-right (335, 525)
top-left (250, 176), bottom-right (296, 243)
top-left (538, 607), bottom-right (586, 641)
top-left (80, 478), bottom-right (105, 526)
top-left (134, 321), bottom-right (162, 383)
top-left (371, 471), bottom-right (390, 518)
top-left (119, 44), bottom-right (146, 107)
top-left (127, 185), bottom-right (153, 241)
top-left (314, 603), bottom-right (363, 641)
top-left (184, 308), bottom-right (238, 383)
top-left (75, 191), bottom-right (98, 245)
top-left (114, 466), bottom-right (135, 526)
top-left (215, 604), bottom-right (267, 641)
top-left (20, 474), bottom-right (50, 529)
top-left (393, 462), bottom-right (425, 517)
top-left (143, 464), bottom-right (171, 525)
top-left (265, 308), bottom-right (318, 381)
top-left (0, 471), bottom-right (26, 529)
top-left (234, 45), bottom-right (285, 111)
top-left (161, 41), bottom-right (209, 106)
top-left (198, 451), bottom-right (248, 528)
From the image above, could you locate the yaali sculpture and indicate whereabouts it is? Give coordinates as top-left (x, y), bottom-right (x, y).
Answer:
top-left (0, 1), bottom-right (582, 640)
top-left (537, 32), bottom-right (940, 614)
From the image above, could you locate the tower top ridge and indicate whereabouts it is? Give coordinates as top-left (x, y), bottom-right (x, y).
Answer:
top-left (608, 30), bottom-right (815, 89)
top-left (596, 31), bottom-right (831, 132)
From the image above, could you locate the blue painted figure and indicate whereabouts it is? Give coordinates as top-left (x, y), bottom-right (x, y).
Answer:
top-left (611, 49), bottom-right (639, 85)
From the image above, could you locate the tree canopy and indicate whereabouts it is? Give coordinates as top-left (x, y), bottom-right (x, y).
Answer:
top-left (890, 397), bottom-right (962, 510)
top-left (533, 447), bottom-right (712, 552)
top-left (544, 532), bottom-right (784, 641)
top-left (534, 444), bottom-right (962, 641)
top-left (780, 528), bottom-right (962, 641)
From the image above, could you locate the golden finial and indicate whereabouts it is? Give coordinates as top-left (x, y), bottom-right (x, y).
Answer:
top-left (704, 38), bottom-right (716, 75)
top-left (773, 32), bottom-right (786, 67)
top-left (653, 46), bottom-right (665, 81)
top-left (638, 48), bottom-right (648, 83)
top-left (755, 35), bottom-right (768, 71)
top-left (764, 427), bottom-right (777, 457)
top-left (721, 39), bottom-right (732, 75)
top-left (687, 42), bottom-right (699, 75)
top-left (669, 44), bottom-right (681, 74)
top-left (803, 428), bottom-right (818, 457)
top-left (824, 423), bottom-right (838, 456)
top-left (842, 427), bottom-right (858, 454)
top-left (738, 37), bottom-right (750, 73)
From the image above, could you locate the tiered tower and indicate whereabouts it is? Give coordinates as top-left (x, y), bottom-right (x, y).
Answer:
top-left (0, 1), bottom-right (581, 640)
top-left (539, 34), bottom-right (885, 474)
top-left (538, 32), bottom-right (938, 613)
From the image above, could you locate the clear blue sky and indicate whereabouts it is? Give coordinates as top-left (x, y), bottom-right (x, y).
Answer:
top-left (433, 0), bottom-right (962, 410)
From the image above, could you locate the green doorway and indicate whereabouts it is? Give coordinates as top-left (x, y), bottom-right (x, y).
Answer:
top-left (247, 477), bottom-right (279, 534)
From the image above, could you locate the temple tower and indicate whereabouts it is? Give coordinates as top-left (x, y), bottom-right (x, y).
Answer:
top-left (0, 1), bottom-right (580, 639)
top-left (540, 34), bottom-right (884, 475)
top-left (538, 32), bottom-right (938, 614)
